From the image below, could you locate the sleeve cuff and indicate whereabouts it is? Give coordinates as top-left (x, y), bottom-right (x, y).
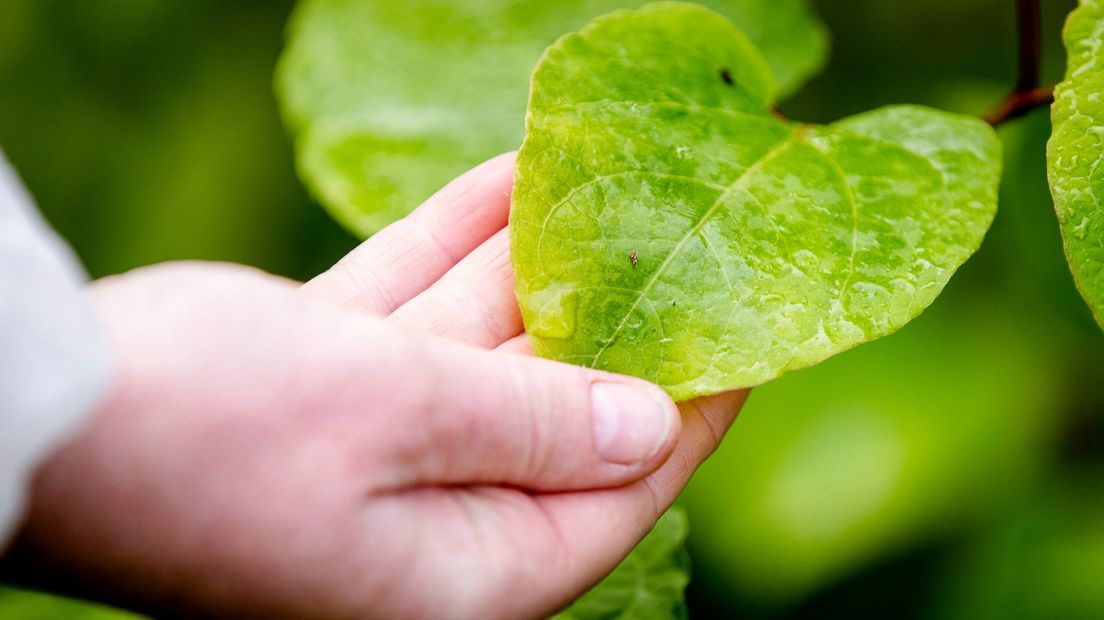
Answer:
top-left (0, 150), bottom-right (111, 544)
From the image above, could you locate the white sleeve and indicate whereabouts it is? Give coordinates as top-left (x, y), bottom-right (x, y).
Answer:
top-left (0, 151), bottom-right (110, 545)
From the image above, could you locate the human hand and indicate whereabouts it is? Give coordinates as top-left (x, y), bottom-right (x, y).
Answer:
top-left (4, 154), bottom-right (746, 619)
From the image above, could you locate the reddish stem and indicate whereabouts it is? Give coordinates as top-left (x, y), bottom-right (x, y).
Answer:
top-left (984, 0), bottom-right (1054, 126)
top-left (984, 85), bottom-right (1055, 126)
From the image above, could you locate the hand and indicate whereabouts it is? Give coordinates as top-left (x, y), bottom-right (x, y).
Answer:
top-left (3, 154), bottom-right (747, 619)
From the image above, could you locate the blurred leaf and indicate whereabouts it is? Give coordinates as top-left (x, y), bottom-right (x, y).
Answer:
top-left (0, 0), bottom-right (352, 281)
top-left (0, 588), bottom-right (141, 620)
top-left (1048, 0), bottom-right (1104, 330)
top-left (0, 0), bottom-right (33, 75)
top-left (511, 3), bottom-right (1001, 399)
top-left (682, 298), bottom-right (1064, 607)
top-left (276, 0), bottom-right (828, 236)
top-left (555, 507), bottom-right (691, 620)
top-left (0, 1), bottom-right (1099, 618)
top-left (930, 476), bottom-right (1104, 620)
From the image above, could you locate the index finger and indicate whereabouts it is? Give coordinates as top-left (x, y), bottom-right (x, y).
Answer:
top-left (303, 152), bottom-right (517, 314)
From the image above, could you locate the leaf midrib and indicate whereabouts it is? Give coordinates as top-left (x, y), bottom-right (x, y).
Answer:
top-left (589, 123), bottom-right (808, 369)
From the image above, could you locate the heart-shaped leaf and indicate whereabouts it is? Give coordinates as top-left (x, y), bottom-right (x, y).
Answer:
top-left (511, 2), bottom-right (1001, 400)
top-left (1048, 0), bottom-right (1104, 330)
top-left (276, 0), bottom-right (828, 237)
top-left (555, 506), bottom-right (690, 619)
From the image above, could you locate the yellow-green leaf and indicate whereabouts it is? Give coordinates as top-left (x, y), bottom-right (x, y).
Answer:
top-left (555, 507), bottom-right (690, 620)
top-left (511, 2), bottom-right (1001, 400)
top-left (276, 0), bottom-right (828, 237)
top-left (1048, 0), bottom-right (1104, 329)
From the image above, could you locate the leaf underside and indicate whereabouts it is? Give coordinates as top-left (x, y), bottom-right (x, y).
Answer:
top-left (276, 0), bottom-right (828, 237)
top-left (1048, 0), bottom-right (1104, 329)
top-left (511, 2), bottom-right (1001, 400)
top-left (555, 507), bottom-right (690, 620)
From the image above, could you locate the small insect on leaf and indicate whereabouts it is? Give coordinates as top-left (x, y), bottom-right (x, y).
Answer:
top-left (511, 3), bottom-right (1001, 400)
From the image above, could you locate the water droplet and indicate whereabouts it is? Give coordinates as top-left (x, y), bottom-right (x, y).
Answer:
top-left (792, 249), bottom-right (819, 270)
top-left (1073, 216), bottom-right (1091, 240)
top-left (525, 285), bottom-right (577, 339)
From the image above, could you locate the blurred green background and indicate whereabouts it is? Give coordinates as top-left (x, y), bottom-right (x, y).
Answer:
top-left (1, 0), bottom-right (1101, 618)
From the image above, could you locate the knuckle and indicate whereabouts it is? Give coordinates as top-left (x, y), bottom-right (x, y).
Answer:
top-left (500, 357), bottom-right (551, 481)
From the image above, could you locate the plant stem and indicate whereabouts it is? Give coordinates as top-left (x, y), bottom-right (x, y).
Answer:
top-left (1015, 0), bottom-right (1041, 91)
top-left (984, 0), bottom-right (1054, 126)
top-left (984, 85), bottom-right (1055, 125)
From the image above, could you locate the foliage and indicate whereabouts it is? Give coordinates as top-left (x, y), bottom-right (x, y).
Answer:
top-left (0, 587), bottom-right (138, 620)
top-left (683, 297), bottom-right (1063, 605)
top-left (554, 507), bottom-right (691, 619)
top-left (276, 0), bottom-right (827, 236)
top-left (510, 2), bottom-right (1000, 399)
top-left (929, 477), bottom-right (1104, 620)
top-left (1048, 0), bottom-right (1104, 329)
top-left (1, 0), bottom-right (1103, 618)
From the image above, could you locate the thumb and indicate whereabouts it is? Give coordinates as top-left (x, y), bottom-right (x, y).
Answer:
top-left (383, 334), bottom-right (682, 492)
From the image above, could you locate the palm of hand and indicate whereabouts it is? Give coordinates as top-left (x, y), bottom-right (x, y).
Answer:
top-left (11, 154), bottom-right (745, 619)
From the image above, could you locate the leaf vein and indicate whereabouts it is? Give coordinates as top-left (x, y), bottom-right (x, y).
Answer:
top-left (590, 125), bottom-right (807, 368)
top-left (535, 170), bottom-right (727, 265)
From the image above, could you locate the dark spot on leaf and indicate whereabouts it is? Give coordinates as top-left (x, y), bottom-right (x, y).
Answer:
top-left (719, 67), bottom-right (734, 86)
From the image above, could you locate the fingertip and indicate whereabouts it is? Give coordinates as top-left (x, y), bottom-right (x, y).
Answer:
top-left (487, 150), bottom-right (519, 166)
top-left (644, 381), bottom-right (682, 467)
top-left (677, 388), bottom-right (750, 454)
top-left (491, 150), bottom-right (519, 164)
top-left (420, 151), bottom-right (517, 214)
top-left (691, 388), bottom-right (749, 429)
top-left (589, 379), bottom-right (680, 470)
top-left (307, 152), bottom-right (521, 314)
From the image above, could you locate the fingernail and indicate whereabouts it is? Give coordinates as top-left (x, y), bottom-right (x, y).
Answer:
top-left (591, 382), bottom-right (675, 465)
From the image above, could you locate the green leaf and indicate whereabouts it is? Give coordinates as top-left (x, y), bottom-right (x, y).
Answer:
top-left (555, 506), bottom-right (690, 620)
top-left (510, 2), bottom-right (1001, 400)
top-left (276, 0), bottom-right (828, 237)
top-left (931, 477), bottom-right (1104, 620)
top-left (0, 587), bottom-right (143, 620)
top-left (1048, 0), bottom-right (1104, 330)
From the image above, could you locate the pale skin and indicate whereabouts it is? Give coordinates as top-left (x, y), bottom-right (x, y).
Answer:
top-left (2, 153), bottom-right (747, 619)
